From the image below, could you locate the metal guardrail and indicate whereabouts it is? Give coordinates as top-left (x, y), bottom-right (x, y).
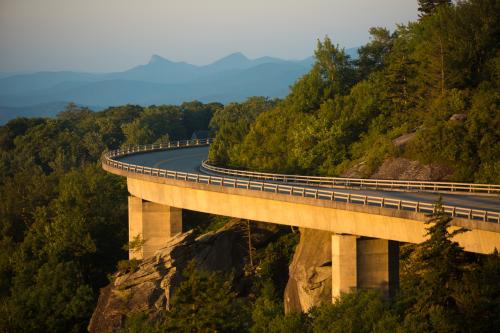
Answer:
top-left (102, 139), bottom-right (500, 224)
top-left (201, 161), bottom-right (500, 195)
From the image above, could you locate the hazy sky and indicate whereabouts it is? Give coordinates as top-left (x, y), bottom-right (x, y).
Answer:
top-left (0, 0), bottom-right (418, 73)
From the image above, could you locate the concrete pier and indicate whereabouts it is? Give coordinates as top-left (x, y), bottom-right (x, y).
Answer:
top-left (332, 235), bottom-right (399, 299)
top-left (128, 196), bottom-right (182, 259)
top-left (332, 234), bottom-right (358, 299)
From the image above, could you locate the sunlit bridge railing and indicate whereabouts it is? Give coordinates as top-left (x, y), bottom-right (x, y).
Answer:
top-left (200, 161), bottom-right (500, 196)
top-left (102, 139), bottom-right (500, 224)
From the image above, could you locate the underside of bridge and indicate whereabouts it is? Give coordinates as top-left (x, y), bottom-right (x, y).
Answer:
top-left (127, 194), bottom-right (401, 299)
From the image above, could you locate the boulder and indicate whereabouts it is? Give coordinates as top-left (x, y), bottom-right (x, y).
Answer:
top-left (392, 132), bottom-right (416, 148)
top-left (449, 113), bottom-right (467, 122)
top-left (284, 228), bottom-right (332, 313)
top-left (88, 219), bottom-right (261, 333)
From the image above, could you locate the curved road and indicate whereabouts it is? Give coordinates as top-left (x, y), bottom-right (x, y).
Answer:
top-left (117, 146), bottom-right (500, 213)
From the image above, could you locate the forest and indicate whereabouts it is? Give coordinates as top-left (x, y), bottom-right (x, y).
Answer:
top-left (0, 0), bottom-right (499, 332)
top-left (209, 0), bottom-right (499, 184)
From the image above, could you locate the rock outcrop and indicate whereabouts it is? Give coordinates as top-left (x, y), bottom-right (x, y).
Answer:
top-left (392, 132), bottom-right (416, 149)
top-left (371, 157), bottom-right (453, 181)
top-left (449, 113), bottom-right (467, 122)
top-left (284, 228), bottom-right (332, 313)
top-left (88, 219), bottom-right (267, 333)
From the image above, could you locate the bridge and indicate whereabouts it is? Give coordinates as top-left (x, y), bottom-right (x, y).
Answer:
top-left (102, 139), bottom-right (500, 298)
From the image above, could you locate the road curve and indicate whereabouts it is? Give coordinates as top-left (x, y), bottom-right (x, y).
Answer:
top-left (116, 145), bottom-right (500, 214)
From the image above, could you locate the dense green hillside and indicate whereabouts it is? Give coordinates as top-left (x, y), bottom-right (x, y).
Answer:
top-left (209, 0), bottom-right (499, 184)
top-left (0, 101), bottom-right (221, 332)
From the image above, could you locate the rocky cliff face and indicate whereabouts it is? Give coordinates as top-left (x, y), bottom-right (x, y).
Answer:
top-left (88, 220), bottom-right (327, 331)
top-left (371, 157), bottom-right (453, 181)
top-left (88, 219), bottom-right (263, 333)
top-left (284, 228), bottom-right (332, 313)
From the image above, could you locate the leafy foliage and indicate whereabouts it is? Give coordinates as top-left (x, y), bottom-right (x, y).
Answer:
top-left (209, 0), bottom-right (500, 183)
top-left (0, 101), bottom-right (220, 332)
top-left (162, 261), bottom-right (251, 332)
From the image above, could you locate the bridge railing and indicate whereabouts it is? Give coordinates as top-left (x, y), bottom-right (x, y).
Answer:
top-left (105, 138), bottom-right (213, 159)
top-left (102, 140), bottom-right (500, 224)
top-left (201, 161), bottom-right (500, 195)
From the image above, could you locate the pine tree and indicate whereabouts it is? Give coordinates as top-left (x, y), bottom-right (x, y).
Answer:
top-left (418, 0), bottom-right (451, 17)
top-left (400, 198), bottom-right (468, 331)
top-left (162, 261), bottom-right (251, 332)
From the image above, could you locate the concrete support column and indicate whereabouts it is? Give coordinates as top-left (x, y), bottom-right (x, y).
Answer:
top-left (331, 234), bottom-right (358, 299)
top-left (128, 196), bottom-right (182, 260)
top-left (357, 238), bottom-right (399, 297)
top-left (332, 235), bottom-right (399, 300)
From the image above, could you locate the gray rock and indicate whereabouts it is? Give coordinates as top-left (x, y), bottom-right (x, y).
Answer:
top-left (284, 228), bottom-right (332, 313)
top-left (88, 220), bottom-right (253, 333)
top-left (449, 113), bottom-right (467, 122)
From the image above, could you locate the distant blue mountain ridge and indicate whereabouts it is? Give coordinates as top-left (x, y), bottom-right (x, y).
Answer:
top-left (0, 48), bottom-right (358, 124)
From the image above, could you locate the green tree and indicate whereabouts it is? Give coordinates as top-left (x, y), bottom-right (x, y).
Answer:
top-left (208, 97), bottom-right (276, 166)
top-left (399, 199), bottom-right (468, 332)
top-left (162, 261), bottom-right (251, 332)
top-left (251, 282), bottom-right (308, 333)
top-left (122, 105), bottom-right (185, 145)
top-left (356, 27), bottom-right (393, 80)
top-left (418, 0), bottom-right (451, 17)
top-left (309, 290), bottom-right (399, 333)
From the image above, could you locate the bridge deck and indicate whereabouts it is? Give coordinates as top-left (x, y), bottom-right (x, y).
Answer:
top-left (117, 146), bottom-right (500, 213)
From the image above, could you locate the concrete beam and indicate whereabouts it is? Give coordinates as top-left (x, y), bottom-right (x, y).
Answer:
top-left (124, 177), bottom-right (500, 254)
top-left (128, 196), bottom-right (182, 259)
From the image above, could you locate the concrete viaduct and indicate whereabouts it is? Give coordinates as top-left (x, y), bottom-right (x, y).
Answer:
top-left (102, 139), bottom-right (500, 299)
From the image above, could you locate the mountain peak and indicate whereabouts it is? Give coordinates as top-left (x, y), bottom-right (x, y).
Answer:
top-left (148, 54), bottom-right (171, 65)
top-left (209, 52), bottom-right (252, 69)
top-left (224, 52), bottom-right (249, 60)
